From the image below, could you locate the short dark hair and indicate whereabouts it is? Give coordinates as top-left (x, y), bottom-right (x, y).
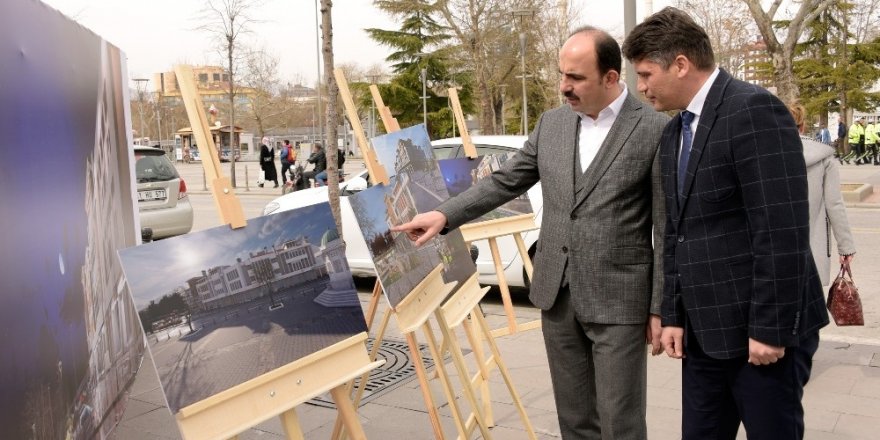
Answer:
top-left (284, 139), bottom-right (290, 144)
top-left (568, 26), bottom-right (622, 77)
top-left (622, 7), bottom-right (714, 71)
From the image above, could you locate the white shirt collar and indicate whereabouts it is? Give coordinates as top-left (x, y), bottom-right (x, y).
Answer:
top-left (685, 67), bottom-right (720, 117)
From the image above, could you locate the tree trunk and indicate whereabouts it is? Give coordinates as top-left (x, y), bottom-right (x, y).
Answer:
top-left (228, 35), bottom-right (238, 187)
top-left (321, 0), bottom-right (342, 234)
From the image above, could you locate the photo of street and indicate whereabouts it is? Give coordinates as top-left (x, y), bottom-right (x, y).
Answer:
top-left (118, 204), bottom-right (366, 413)
top-left (439, 154), bottom-right (533, 222)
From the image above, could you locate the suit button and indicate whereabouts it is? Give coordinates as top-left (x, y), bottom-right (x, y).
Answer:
top-left (677, 235), bottom-right (684, 243)
top-left (561, 246), bottom-right (568, 253)
top-left (570, 213), bottom-right (577, 220)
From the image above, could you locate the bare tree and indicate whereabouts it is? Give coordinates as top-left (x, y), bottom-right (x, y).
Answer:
top-left (675, 0), bottom-right (755, 78)
top-left (321, 0), bottom-right (342, 234)
top-left (850, 0), bottom-right (880, 42)
top-left (742, 0), bottom-right (835, 102)
top-left (199, 0), bottom-right (261, 187)
top-left (242, 48), bottom-right (285, 139)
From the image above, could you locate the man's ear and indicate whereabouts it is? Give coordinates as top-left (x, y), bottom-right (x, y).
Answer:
top-left (673, 55), bottom-right (690, 78)
top-left (604, 69), bottom-right (620, 87)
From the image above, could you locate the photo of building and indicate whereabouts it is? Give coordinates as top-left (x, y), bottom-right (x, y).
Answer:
top-left (118, 204), bottom-right (366, 413)
top-left (0, 2), bottom-right (145, 438)
top-left (438, 153), bottom-right (533, 222)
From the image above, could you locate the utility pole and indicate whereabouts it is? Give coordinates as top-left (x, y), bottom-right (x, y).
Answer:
top-left (133, 78), bottom-right (149, 143)
top-left (512, 9), bottom-right (535, 135)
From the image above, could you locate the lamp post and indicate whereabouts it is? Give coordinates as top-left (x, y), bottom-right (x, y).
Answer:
top-left (512, 9), bottom-right (534, 135)
top-left (415, 52), bottom-right (430, 128)
top-left (367, 74), bottom-right (381, 137)
top-left (314, 0), bottom-right (324, 147)
top-left (133, 78), bottom-right (149, 143)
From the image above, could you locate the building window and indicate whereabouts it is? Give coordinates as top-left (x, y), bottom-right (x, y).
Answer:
top-left (198, 73), bottom-right (208, 83)
top-left (222, 74), bottom-right (229, 82)
top-left (213, 73), bottom-right (221, 81)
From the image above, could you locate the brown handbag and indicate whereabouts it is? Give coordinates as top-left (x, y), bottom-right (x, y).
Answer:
top-left (827, 263), bottom-right (864, 326)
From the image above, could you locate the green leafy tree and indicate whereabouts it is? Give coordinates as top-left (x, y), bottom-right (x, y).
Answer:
top-left (795, 2), bottom-right (880, 125)
top-left (366, 0), bottom-right (473, 138)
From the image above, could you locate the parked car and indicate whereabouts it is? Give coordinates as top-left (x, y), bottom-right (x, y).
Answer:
top-left (220, 148), bottom-right (241, 162)
top-left (135, 146), bottom-right (194, 240)
top-left (262, 136), bottom-right (543, 288)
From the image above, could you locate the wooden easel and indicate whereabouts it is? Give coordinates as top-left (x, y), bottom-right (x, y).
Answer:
top-left (448, 89), bottom-right (541, 337)
top-left (171, 64), bottom-right (381, 440)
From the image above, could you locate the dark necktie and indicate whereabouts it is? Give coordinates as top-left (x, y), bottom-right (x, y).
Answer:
top-left (678, 111), bottom-right (695, 196)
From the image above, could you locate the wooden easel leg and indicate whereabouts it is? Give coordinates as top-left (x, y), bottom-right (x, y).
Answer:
top-left (406, 332), bottom-right (447, 440)
top-left (436, 314), bottom-right (494, 439)
top-left (512, 232), bottom-right (533, 282)
top-left (330, 385), bottom-right (368, 440)
top-left (474, 308), bottom-right (537, 439)
top-left (279, 408), bottom-right (305, 440)
top-left (462, 316), bottom-right (495, 427)
top-left (364, 279), bottom-right (383, 329)
top-left (332, 308), bottom-right (393, 440)
top-left (421, 322), bottom-right (469, 438)
top-left (488, 237), bottom-right (518, 333)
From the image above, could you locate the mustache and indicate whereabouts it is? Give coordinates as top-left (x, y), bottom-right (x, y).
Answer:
top-left (563, 90), bottom-right (577, 99)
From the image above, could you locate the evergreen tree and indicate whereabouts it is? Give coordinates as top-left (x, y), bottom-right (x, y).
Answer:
top-left (365, 0), bottom-right (474, 138)
top-left (795, 2), bottom-right (880, 121)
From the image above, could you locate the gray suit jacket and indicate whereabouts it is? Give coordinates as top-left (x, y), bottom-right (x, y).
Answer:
top-left (437, 93), bottom-right (669, 324)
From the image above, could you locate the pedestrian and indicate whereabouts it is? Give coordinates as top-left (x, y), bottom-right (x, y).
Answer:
top-left (864, 117), bottom-right (878, 165)
top-left (816, 124), bottom-right (831, 146)
top-left (848, 117), bottom-right (866, 164)
top-left (394, 26), bottom-right (669, 439)
top-left (279, 139), bottom-right (295, 184)
top-left (836, 119), bottom-right (847, 159)
top-left (623, 7), bottom-right (828, 439)
top-left (787, 102), bottom-right (856, 286)
top-left (302, 143), bottom-right (326, 187)
top-left (315, 147), bottom-right (346, 186)
top-left (259, 137), bottom-right (278, 188)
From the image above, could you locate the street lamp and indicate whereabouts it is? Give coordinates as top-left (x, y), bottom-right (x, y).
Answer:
top-left (512, 9), bottom-right (534, 135)
top-left (133, 78), bottom-right (149, 143)
top-left (367, 74), bottom-right (382, 137)
top-left (314, 0), bottom-right (324, 147)
top-left (415, 52), bottom-right (430, 128)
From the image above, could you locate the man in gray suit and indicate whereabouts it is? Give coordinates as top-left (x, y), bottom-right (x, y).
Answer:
top-left (393, 27), bottom-right (668, 439)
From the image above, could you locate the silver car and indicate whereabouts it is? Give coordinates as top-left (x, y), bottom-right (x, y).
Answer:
top-left (135, 146), bottom-right (194, 240)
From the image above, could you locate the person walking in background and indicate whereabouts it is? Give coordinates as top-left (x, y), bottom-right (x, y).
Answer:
top-left (279, 139), bottom-right (294, 184)
top-left (395, 26), bottom-right (669, 439)
top-left (623, 7), bottom-right (827, 439)
top-left (836, 119), bottom-right (847, 159)
top-left (816, 124), bottom-right (831, 146)
top-left (787, 102), bottom-right (856, 287)
top-left (864, 117), bottom-right (878, 166)
top-left (259, 137), bottom-right (278, 188)
top-left (847, 117), bottom-right (866, 164)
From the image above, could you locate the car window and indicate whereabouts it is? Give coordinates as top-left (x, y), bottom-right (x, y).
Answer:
top-left (135, 153), bottom-right (179, 183)
top-left (474, 144), bottom-right (516, 156)
top-left (431, 145), bottom-right (460, 159)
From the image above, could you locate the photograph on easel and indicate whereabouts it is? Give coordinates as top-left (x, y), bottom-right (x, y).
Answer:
top-left (0, 2), bottom-right (146, 439)
top-left (118, 203), bottom-right (366, 413)
top-left (348, 179), bottom-right (474, 308)
top-left (438, 153), bottom-right (534, 223)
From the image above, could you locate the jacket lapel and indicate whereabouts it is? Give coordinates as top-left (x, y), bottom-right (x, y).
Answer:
top-left (676, 69), bottom-right (730, 220)
top-left (572, 93), bottom-right (641, 212)
top-left (560, 108), bottom-right (579, 205)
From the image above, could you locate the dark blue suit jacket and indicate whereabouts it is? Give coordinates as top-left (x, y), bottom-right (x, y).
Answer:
top-left (660, 69), bottom-right (829, 359)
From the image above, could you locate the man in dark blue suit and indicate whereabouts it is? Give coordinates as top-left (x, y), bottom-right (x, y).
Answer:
top-left (623, 7), bottom-right (828, 439)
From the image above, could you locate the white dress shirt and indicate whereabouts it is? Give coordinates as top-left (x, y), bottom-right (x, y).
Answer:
top-left (577, 83), bottom-right (628, 173)
top-left (680, 67), bottom-right (720, 154)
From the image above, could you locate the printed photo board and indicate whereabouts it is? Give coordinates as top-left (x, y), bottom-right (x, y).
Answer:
top-left (118, 204), bottom-right (366, 414)
top-left (438, 153), bottom-right (534, 223)
top-left (0, 2), bottom-right (145, 438)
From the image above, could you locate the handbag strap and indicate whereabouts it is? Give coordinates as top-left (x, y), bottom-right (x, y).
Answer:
top-left (842, 262), bottom-right (854, 282)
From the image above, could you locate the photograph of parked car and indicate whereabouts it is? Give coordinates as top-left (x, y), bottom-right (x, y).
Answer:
top-left (438, 153), bottom-right (533, 223)
top-left (118, 203), bottom-right (365, 414)
top-left (0, 3), bottom-right (145, 438)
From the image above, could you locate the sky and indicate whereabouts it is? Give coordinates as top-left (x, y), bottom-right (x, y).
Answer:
top-left (40, 0), bottom-right (673, 91)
